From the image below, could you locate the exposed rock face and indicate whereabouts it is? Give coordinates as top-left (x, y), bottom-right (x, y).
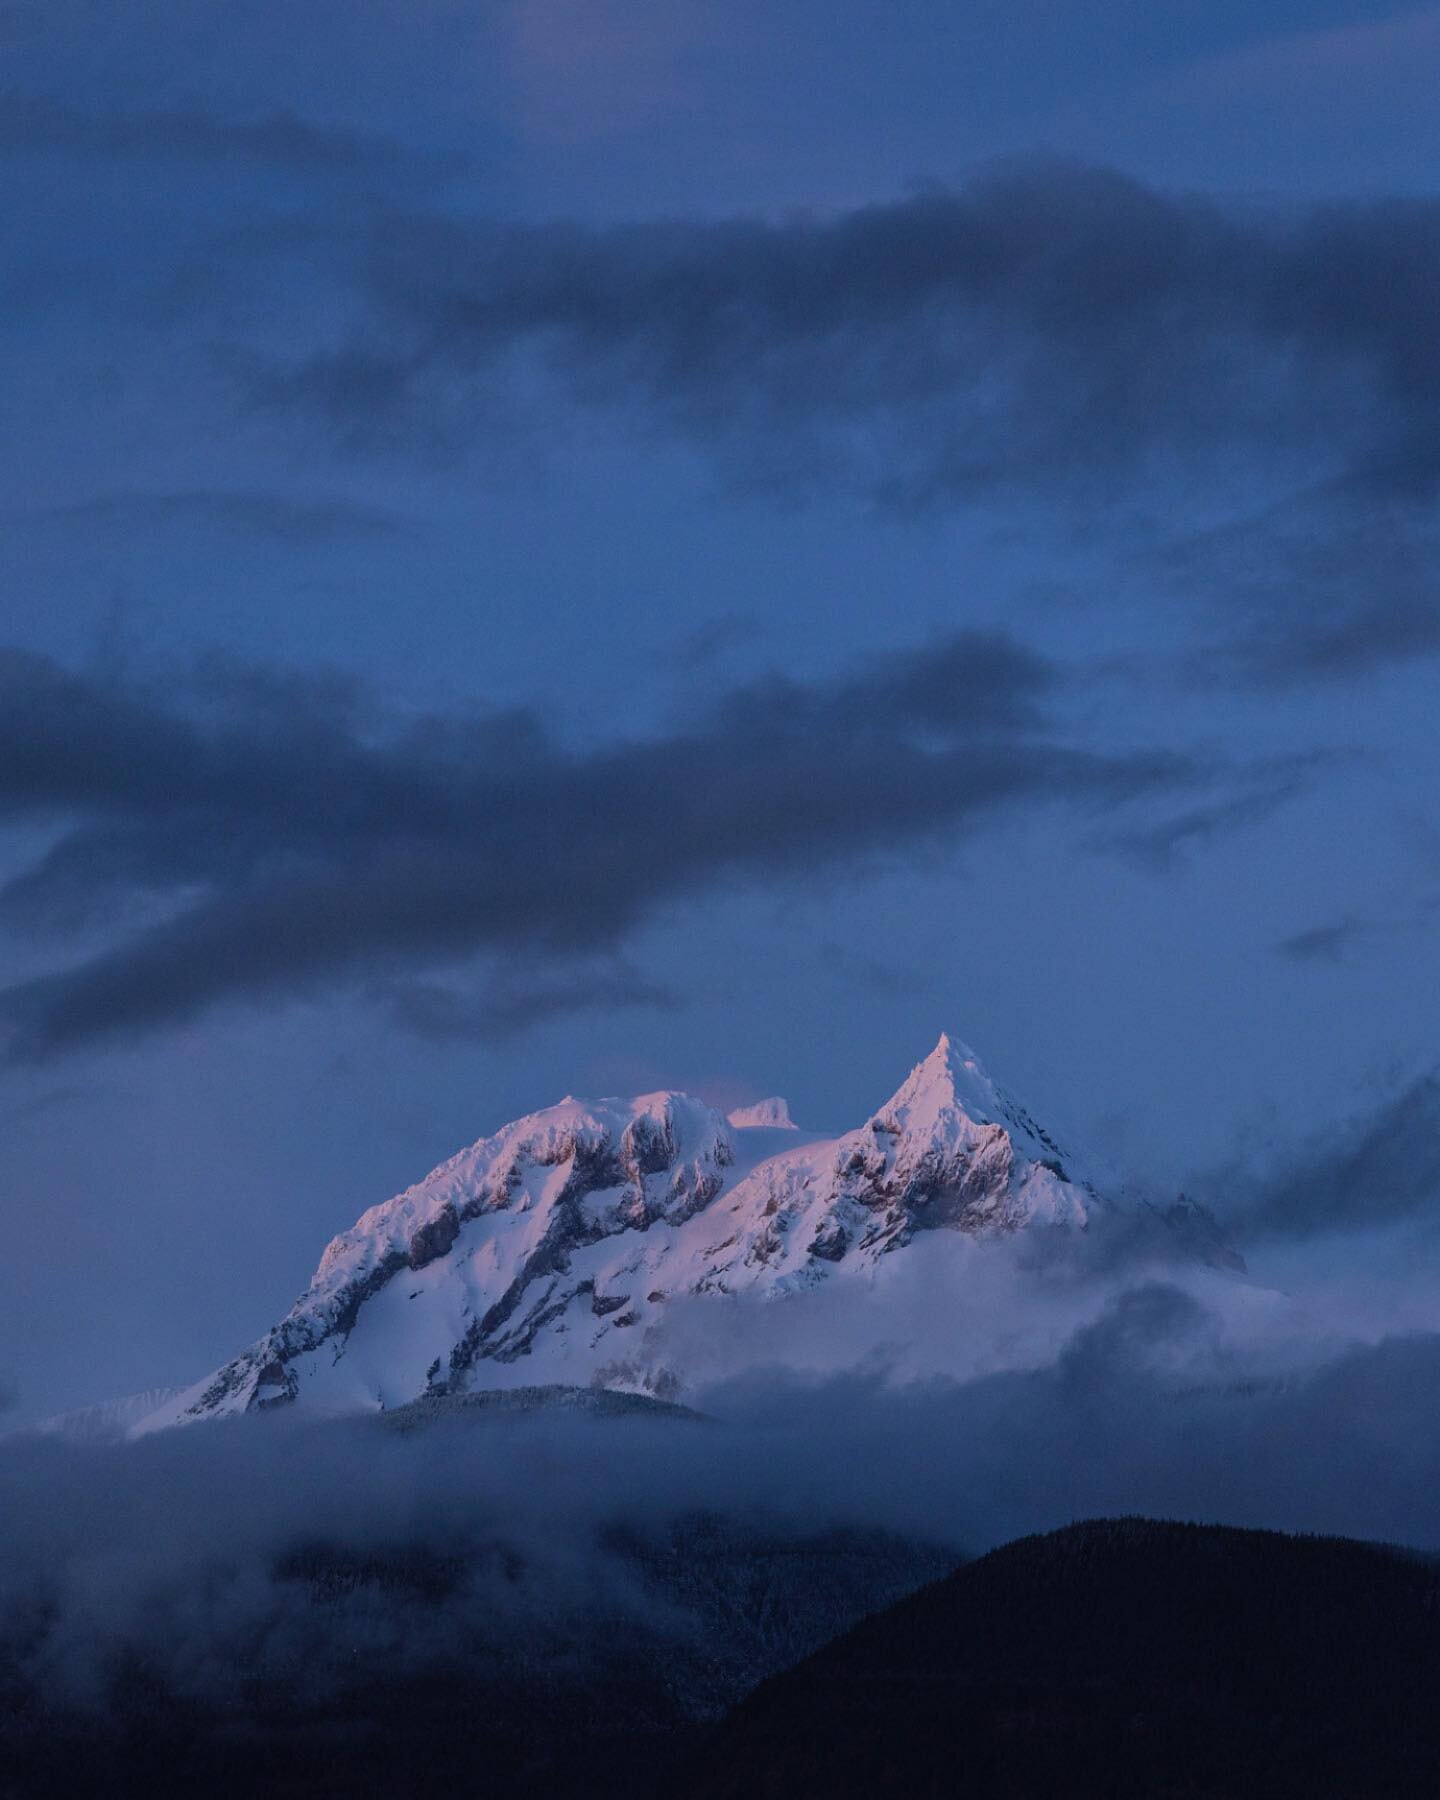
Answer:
top-left (136, 1036), bottom-right (1145, 1433)
top-left (408, 1204), bottom-right (460, 1270)
top-left (252, 1360), bottom-right (297, 1409)
top-left (1158, 1193), bottom-right (1248, 1272)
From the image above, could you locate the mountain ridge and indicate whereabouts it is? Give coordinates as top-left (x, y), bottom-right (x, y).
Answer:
top-left (132, 1033), bottom-right (1211, 1435)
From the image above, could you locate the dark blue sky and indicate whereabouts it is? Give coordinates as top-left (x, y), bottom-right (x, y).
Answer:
top-left (2, 0), bottom-right (1438, 1421)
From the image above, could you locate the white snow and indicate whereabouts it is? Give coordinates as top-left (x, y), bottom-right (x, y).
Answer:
top-left (140, 1033), bottom-right (1117, 1433)
top-left (19, 1386), bottom-right (189, 1444)
top-left (727, 1097), bottom-right (798, 1131)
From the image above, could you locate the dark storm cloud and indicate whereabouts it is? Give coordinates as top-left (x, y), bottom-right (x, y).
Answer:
top-left (226, 163), bottom-right (1440, 509)
top-left (0, 90), bottom-right (455, 178)
top-left (198, 161), bottom-right (1440, 678)
top-left (0, 633), bottom-right (1236, 1057)
top-left (21, 489), bottom-right (412, 546)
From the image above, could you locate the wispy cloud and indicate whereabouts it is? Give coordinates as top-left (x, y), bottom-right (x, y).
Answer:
top-left (190, 162), bottom-right (1440, 679)
top-left (1090, 754), bottom-right (1335, 872)
top-left (1207, 1071), bottom-right (1440, 1242)
top-left (1272, 890), bottom-right (1440, 966)
top-left (0, 91), bottom-right (461, 179)
top-left (1169, 7), bottom-right (1440, 107)
top-left (0, 633), bottom-right (1255, 1058)
top-left (373, 961), bottom-right (683, 1042)
top-left (1161, 488), bottom-right (1440, 688)
top-left (1274, 918), bottom-right (1373, 964)
top-left (219, 165), bottom-right (1440, 512)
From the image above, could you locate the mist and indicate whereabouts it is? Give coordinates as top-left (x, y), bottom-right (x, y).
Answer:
top-left (5, 1239), bottom-right (1440, 1722)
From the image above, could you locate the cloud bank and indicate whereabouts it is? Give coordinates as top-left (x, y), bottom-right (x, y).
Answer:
top-left (233, 165), bottom-right (1440, 501)
top-left (0, 634), bottom-right (1233, 1058)
top-left (177, 161), bottom-right (1440, 683)
top-left (5, 1268), bottom-right (1440, 1722)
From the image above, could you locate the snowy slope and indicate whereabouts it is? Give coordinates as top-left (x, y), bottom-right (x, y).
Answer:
top-left (19, 1386), bottom-right (189, 1444)
top-left (138, 1035), bottom-right (1116, 1432)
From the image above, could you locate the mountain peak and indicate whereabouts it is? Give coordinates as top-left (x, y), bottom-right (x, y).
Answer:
top-left (727, 1096), bottom-right (797, 1131)
top-left (139, 1029), bottom-right (1121, 1433)
top-left (873, 1031), bottom-right (994, 1132)
top-left (870, 1032), bottom-right (1085, 1187)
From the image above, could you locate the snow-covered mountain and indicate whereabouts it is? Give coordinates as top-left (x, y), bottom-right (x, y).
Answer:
top-left (21, 1385), bottom-right (188, 1445)
top-left (135, 1034), bottom-right (1186, 1433)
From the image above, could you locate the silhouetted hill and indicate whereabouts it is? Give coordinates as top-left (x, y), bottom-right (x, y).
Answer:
top-left (13, 1514), bottom-right (1440, 1798)
top-left (687, 1516), bottom-right (1440, 1800)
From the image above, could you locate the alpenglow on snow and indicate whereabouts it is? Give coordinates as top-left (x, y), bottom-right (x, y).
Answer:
top-left (135, 1035), bottom-right (1219, 1432)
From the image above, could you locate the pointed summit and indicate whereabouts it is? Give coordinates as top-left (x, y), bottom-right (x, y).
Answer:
top-left (870, 1032), bottom-right (1085, 1183)
top-left (872, 1032), bottom-right (999, 1137)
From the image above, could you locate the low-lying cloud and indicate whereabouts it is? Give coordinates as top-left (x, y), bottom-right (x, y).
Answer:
top-left (5, 1266), bottom-right (1440, 1721)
